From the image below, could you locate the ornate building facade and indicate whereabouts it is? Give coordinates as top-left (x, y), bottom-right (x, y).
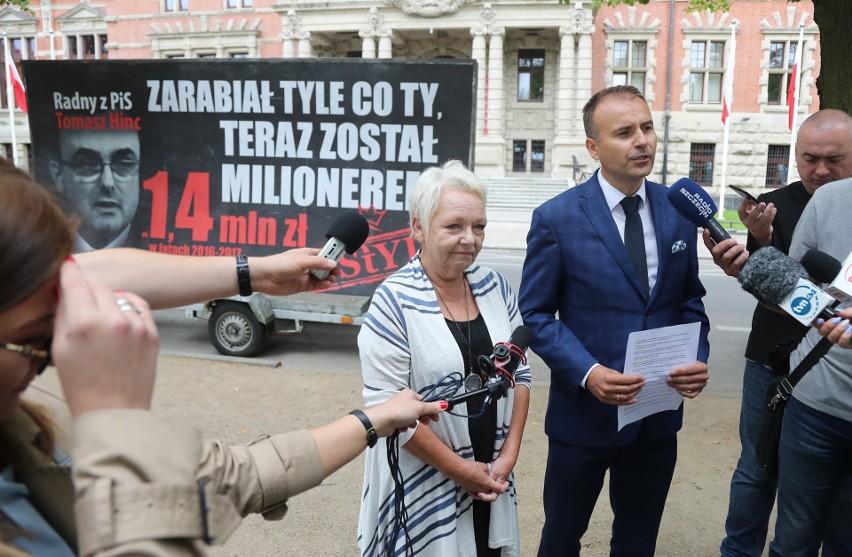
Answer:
top-left (0, 0), bottom-right (820, 195)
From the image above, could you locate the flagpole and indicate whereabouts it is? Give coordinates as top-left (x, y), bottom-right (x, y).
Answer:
top-left (4, 34), bottom-right (19, 167)
top-left (718, 20), bottom-right (737, 218)
top-left (786, 24), bottom-right (804, 184)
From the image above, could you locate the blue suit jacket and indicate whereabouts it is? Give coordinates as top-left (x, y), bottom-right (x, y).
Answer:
top-left (519, 173), bottom-right (710, 447)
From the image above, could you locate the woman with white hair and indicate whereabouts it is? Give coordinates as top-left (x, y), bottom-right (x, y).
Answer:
top-left (357, 160), bottom-right (531, 557)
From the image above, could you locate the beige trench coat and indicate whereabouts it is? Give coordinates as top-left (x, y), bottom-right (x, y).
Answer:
top-left (1, 381), bottom-right (324, 556)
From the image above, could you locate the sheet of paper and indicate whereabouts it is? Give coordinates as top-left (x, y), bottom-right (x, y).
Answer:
top-left (617, 322), bottom-right (701, 431)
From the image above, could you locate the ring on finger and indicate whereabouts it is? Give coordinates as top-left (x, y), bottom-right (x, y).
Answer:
top-left (116, 297), bottom-right (141, 314)
top-left (616, 393), bottom-right (621, 402)
top-left (686, 389), bottom-right (694, 393)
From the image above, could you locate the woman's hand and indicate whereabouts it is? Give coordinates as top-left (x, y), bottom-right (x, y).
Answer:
top-left (815, 309), bottom-right (852, 349)
top-left (459, 460), bottom-right (508, 502)
top-left (488, 450), bottom-right (517, 488)
top-left (364, 389), bottom-right (446, 437)
top-left (251, 248), bottom-right (340, 296)
top-left (52, 260), bottom-right (160, 417)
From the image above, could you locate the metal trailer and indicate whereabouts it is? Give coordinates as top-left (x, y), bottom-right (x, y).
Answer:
top-left (185, 292), bottom-right (371, 357)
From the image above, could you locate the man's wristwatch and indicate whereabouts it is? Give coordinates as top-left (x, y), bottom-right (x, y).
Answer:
top-left (349, 409), bottom-right (378, 448)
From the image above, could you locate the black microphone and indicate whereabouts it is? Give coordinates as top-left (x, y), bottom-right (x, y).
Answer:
top-left (666, 177), bottom-right (732, 244)
top-left (800, 249), bottom-right (843, 284)
top-left (309, 211), bottom-right (370, 280)
top-left (446, 326), bottom-right (532, 411)
top-left (738, 246), bottom-right (836, 326)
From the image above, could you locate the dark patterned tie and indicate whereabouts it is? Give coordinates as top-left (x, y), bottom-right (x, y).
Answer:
top-left (620, 196), bottom-right (649, 297)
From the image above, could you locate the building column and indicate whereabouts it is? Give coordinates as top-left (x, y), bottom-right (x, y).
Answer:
top-left (576, 32), bottom-right (593, 123)
top-left (556, 27), bottom-right (576, 138)
top-left (359, 33), bottom-right (376, 58)
top-left (470, 29), bottom-right (487, 137)
top-left (487, 30), bottom-right (505, 139)
top-left (296, 33), bottom-right (312, 58)
top-left (550, 0), bottom-right (595, 182)
top-left (377, 31), bottom-right (393, 59)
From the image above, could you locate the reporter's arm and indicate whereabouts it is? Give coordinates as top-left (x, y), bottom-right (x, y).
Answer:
top-left (76, 248), bottom-right (338, 310)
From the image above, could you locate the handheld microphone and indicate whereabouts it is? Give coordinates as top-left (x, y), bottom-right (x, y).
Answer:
top-left (738, 246), bottom-right (836, 327)
top-left (309, 211), bottom-right (370, 280)
top-left (666, 177), bottom-right (732, 244)
top-left (800, 249), bottom-right (843, 284)
top-left (808, 250), bottom-right (852, 303)
top-left (445, 326), bottom-right (531, 411)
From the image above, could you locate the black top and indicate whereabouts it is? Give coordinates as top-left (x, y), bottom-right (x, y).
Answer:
top-left (445, 313), bottom-right (497, 463)
top-left (744, 181), bottom-right (811, 366)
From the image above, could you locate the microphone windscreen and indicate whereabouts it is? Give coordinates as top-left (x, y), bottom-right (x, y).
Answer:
top-left (326, 211), bottom-right (370, 254)
top-left (738, 246), bottom-right (808, 306)
top-left (800, 249), bottom-right (842, 284)
top-left (509, 325), bottom-right (533, 352)
top-left (666, 178), bottom-right (718, 227)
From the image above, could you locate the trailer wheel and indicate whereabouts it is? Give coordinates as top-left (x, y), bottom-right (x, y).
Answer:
top-left (208, 302), bottom-right (267, 357)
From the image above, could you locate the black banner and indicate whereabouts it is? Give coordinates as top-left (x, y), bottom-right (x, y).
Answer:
top-left (23, 59), bottom-right (476, 295)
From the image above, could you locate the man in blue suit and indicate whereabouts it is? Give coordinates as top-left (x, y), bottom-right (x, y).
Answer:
top-left (519, 85), bottom-right (711, 557)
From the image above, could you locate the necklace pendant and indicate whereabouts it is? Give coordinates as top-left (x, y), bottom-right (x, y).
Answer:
top-left (464, 373), bottom-right (483, 392)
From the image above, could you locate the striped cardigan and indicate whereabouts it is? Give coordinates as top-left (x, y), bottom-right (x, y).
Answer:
top-left (357, 254), bottom-right (531, 557)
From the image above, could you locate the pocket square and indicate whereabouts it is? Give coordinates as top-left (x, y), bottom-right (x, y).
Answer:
top-left (671, 240), bottom-right (687, 254)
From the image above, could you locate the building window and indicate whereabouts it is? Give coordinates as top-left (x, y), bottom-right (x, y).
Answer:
top-left (68, 34), bottom-right (108, 59)
top-left (767, 41), bottom-right (798, 105)
top-left (689, 143), bottom-right (715, 188)
top-left (512, 140), bottom-right (546, 173)
top-left (689, 41), bottom-right (725, 103)
top-left (164, 0), bottom-right (189, 11)
top-left (612, 40), bottom-right (647, 94)
top-left (765, 145), bottom-right (790, 188)
top-left (517, 49), bottom-right (545, 102)
top-left (531, 140), bottom-right (545, 173)
top-left (226, 0), bottom-right (253, 7)
top-left (229, 51), bottom-right (249, 58)
top-left (197, 52), bottom-right (216, 58)
top-left (512, 140), bottom-right (527, 172)
top-left (9, 37), bottom-right (36, 59)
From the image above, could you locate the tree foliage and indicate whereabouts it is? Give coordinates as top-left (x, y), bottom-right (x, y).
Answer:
top-left (1, 0), bottom-right (31, 10)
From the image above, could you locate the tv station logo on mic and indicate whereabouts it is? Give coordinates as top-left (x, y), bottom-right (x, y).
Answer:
top-left (779, 279), bottom-right (834, 326)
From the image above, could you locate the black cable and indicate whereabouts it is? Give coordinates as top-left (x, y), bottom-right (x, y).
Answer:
top-left (385, 431), bottom-right (412, 557)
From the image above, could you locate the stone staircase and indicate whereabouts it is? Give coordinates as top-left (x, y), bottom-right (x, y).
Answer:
top-left (482, 177), bottom-right (569, 210)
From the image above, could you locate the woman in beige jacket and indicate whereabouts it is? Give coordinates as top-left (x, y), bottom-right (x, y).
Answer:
top-left (0, 163), bottom-right (445, 556)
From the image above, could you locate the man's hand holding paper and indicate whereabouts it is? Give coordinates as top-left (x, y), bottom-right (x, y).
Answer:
top-left (617, 322), bottom-right (704, 431)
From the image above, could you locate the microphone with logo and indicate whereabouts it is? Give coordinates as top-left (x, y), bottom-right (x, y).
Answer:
top-left (738, 246), bottom-right (837, 328)
top-left (309, 211), bottom-right (370, 281)
top-left (666, 177), bottom-right (732, 244)
top-left (737, 246), bottom-right (841, 476)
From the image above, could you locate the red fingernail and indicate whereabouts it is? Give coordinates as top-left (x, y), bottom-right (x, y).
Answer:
top-left (440, 401), bottom-right (448, 410)
top-left (65, 255), bottom-right (75, 262)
